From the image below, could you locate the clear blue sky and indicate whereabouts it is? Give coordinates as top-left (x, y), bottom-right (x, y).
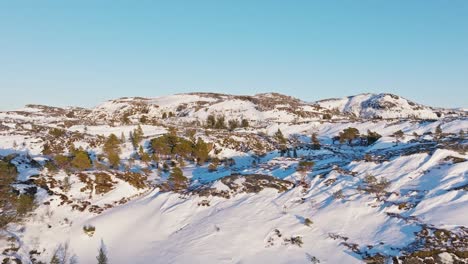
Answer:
top-left (1, 0), bottom-right (467, 110)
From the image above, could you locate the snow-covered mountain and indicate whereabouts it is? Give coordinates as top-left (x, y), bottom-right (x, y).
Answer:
top-left (0, 92), bottom-right (467, 264)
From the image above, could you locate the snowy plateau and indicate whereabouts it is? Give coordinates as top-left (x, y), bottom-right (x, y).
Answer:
top-left (0, 92), bottom-right (467, 264)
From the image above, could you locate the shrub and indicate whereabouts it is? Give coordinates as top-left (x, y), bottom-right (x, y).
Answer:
top-left (54, 154), bottom-right (71, 170)
top-left (49, 128), bottom-right (66, 138)
top-left (392, 130), bottom-right (404, 145)
top-left (333, 190), bottom-right (344, 199)
top-left (241, 119), bottom-right (249, 128)
top-left (208, 163), bottom-right (218, 172)
top-left (16, 194), bottom-right (35, 216)
top-left (285, 236), bottom-right (303, 247)
top-left (361, 174), bottom-right (390, 195)
top-left (304, 218), bottom-right (313, 226)
top-left (366, 130), bottom-right (382, 145)
top-left (83, 225), bottom-right (96, 237)
top-left (71, 151), bottom-right (92, 171)
top-left (228, 119), bottom-right (240, 131)
top-left (94, 173), bottom-right (115, 194)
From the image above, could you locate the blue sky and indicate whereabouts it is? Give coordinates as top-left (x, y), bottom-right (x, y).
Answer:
top-left (0, 0), bottom-right (467, 109)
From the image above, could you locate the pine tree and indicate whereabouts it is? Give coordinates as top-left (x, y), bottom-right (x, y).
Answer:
top-left (274, 129), bottom-right (287, 151)
top-left (296, 160), bottom-right (314, 186)
top-left (435, 125), bottom-right (443, 141)
top-left (215, 115), bottom-right (226, 129)
top-left (139, 145), bottom-right (151, 164)
top-left (103, 134), bottom-right (121, 169)
top-left (392, 130), bottom-right (404, 145)
top-left (68, 143), bottom-right (77, 155)
top-left (206, 114), bottom-right (216, 128)
top-left (132, 125), bottom-right (144, 149)
top-left (241, 119), bottom-right (249, 128)
top-left (193, 137), bottom-right (210, 165)
top-left (42, 143), bottom-right (53, 155)
top-left (96, 240), bottom-right (108, 264)
top-left (311, 133), bottom-right (321, 150)
top-left (365, 130), bottom-right (381, 146)
top-left (50, 252), bottom-right (60, 264)
top-left (139, 115), bottom-right (148, 124)
top-left (339, 127), bottom-right (360, 145)
top-left (71, 151), bottom-right (92, 170)
top-left (228, 119), bottom-right (240, 131)
top-left (168, 167), bottom-right (188, 190)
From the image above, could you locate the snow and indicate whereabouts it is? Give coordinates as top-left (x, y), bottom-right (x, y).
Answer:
top-left (0, 92), bottom-right (467, 263)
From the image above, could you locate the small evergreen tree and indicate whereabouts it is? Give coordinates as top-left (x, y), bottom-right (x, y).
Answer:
top-left (215, 115), bottom-right (226, 129)
top-left (42, 143), bottom-right (53, 156)
top-left (193, 137), bottom-right (210, 165)
top-left (392, 130), bottom-right (404, 145)
top-left (50, 251), bottom-right (60, 264)
top-left (274, 129), bottom-right (287, 151)
top-left (206, 114), bottom-right (216, 128)
top-left (435, 124), bottom-right (443, 141)
top-left (96, 240), bottom-right (108, 264)
top-left (71, 151), bottom-right (92, 171)
top-left (168, 167), bottom-right (188, 190)
top-left (139, 115), bottom-right (148, 124)
top-left (311, 133), bottom-right (321, 150)
top-left (103, 134), bottom-right (121, 169)
top-left (228, 119), bottom-right (240, 131)
top-left (365, 130), bottom-right (382, 145)
top-left (241, 119), bottom-right (249, 128)
top-left (139, 145), bottom-right (151, 164)
top-left (131, 125), bottom-right (144, 149)
top-left (296, 160), bottom-right (314, 187)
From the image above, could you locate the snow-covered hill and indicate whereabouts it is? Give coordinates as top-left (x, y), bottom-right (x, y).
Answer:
top-left (0, 92), bottom-right (467, 264)
top-left (85, 92), bottom-right (466, 125)
top-left (315, 93), bottom-right (460, 119)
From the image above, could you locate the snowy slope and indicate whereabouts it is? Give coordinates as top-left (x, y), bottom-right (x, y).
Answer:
top-left (0, 92), bottom-right (467, 264)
